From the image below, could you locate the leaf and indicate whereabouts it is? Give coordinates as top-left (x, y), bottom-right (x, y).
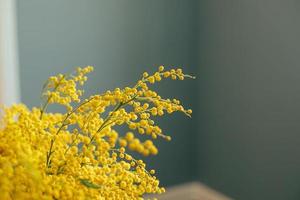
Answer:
top-left (79, 179), bottom-right (101, 189)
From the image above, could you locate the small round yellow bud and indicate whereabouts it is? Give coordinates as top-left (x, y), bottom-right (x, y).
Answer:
top-left (131, 161), bottom-right (136, 167)
top-left (138, 128), bottom-right (145, 134)
top-left (163, 71), bottom-right (170, 78)
top-left (125, 154), bottom-right (132, 161)
top-left (158, 110), bottom-right (164, 116)
top-left (120, 147), bottom-right (125, 153)
top-left (158, 65), bottom-right (164, 72)
top-left (171, 75), bottom-right (177, 80)
top-left (148, 76), bottom-right (155, 84)
top-left (119, 139), bottom-right (127, 147)
top-left (166, 136), bottom-right (172, 141)
top-left (119, 153), bottom-right (125, 158)
top-left (176, 68), bottom-right (182, 74)
top-left (120, 181), bottom-right (127, 188)
top-left (125, 132), bottom-right (134, 141)
top-left (129, 123), bottom-right (137, 130)
top-left (143, 72), bottom-right (149, 78)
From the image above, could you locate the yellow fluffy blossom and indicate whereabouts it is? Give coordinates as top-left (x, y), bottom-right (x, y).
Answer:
top-left (0, 65), bottom-right (194, 199)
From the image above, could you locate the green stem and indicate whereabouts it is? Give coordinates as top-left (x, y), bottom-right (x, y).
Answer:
top-left (45, 97), bottom-right (95, 168)
top-left (40, 75), bottom-right (66, 119)
top-left (88, 95), bottom-right (137, 146)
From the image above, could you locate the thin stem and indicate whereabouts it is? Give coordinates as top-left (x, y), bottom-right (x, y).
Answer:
top-left (87, 102), bottom-right (123, 146)
top-left (136, 96), bottom-right (191, 117)
top-left (40, 75), bottom-right (66, 119)
top-left (88, 95), bottom-right (137, 146)
top-left (46, 97), bottom-right (95, 168)
top-left (64, 131), bottom-right (80, 155)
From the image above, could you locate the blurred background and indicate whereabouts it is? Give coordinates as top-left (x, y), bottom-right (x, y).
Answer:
top-left (1, 0), bottom-right (300, 199)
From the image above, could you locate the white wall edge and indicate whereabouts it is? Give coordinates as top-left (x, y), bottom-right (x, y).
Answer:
top-left (0, 0), bottom-right (20, 106)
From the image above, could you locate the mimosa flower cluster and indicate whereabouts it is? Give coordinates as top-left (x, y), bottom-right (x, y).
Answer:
top-left (0, 66), bottom-right (194, 200)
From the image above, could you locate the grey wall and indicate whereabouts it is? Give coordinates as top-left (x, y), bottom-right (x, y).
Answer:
top-left (17, 0), bottom-right (198, 186)
top-left (198, 1), bottom-right (300, 200)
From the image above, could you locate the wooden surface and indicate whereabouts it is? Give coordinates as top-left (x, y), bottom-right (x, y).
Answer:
top-left (146, 182), bottom-right (233, 200)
